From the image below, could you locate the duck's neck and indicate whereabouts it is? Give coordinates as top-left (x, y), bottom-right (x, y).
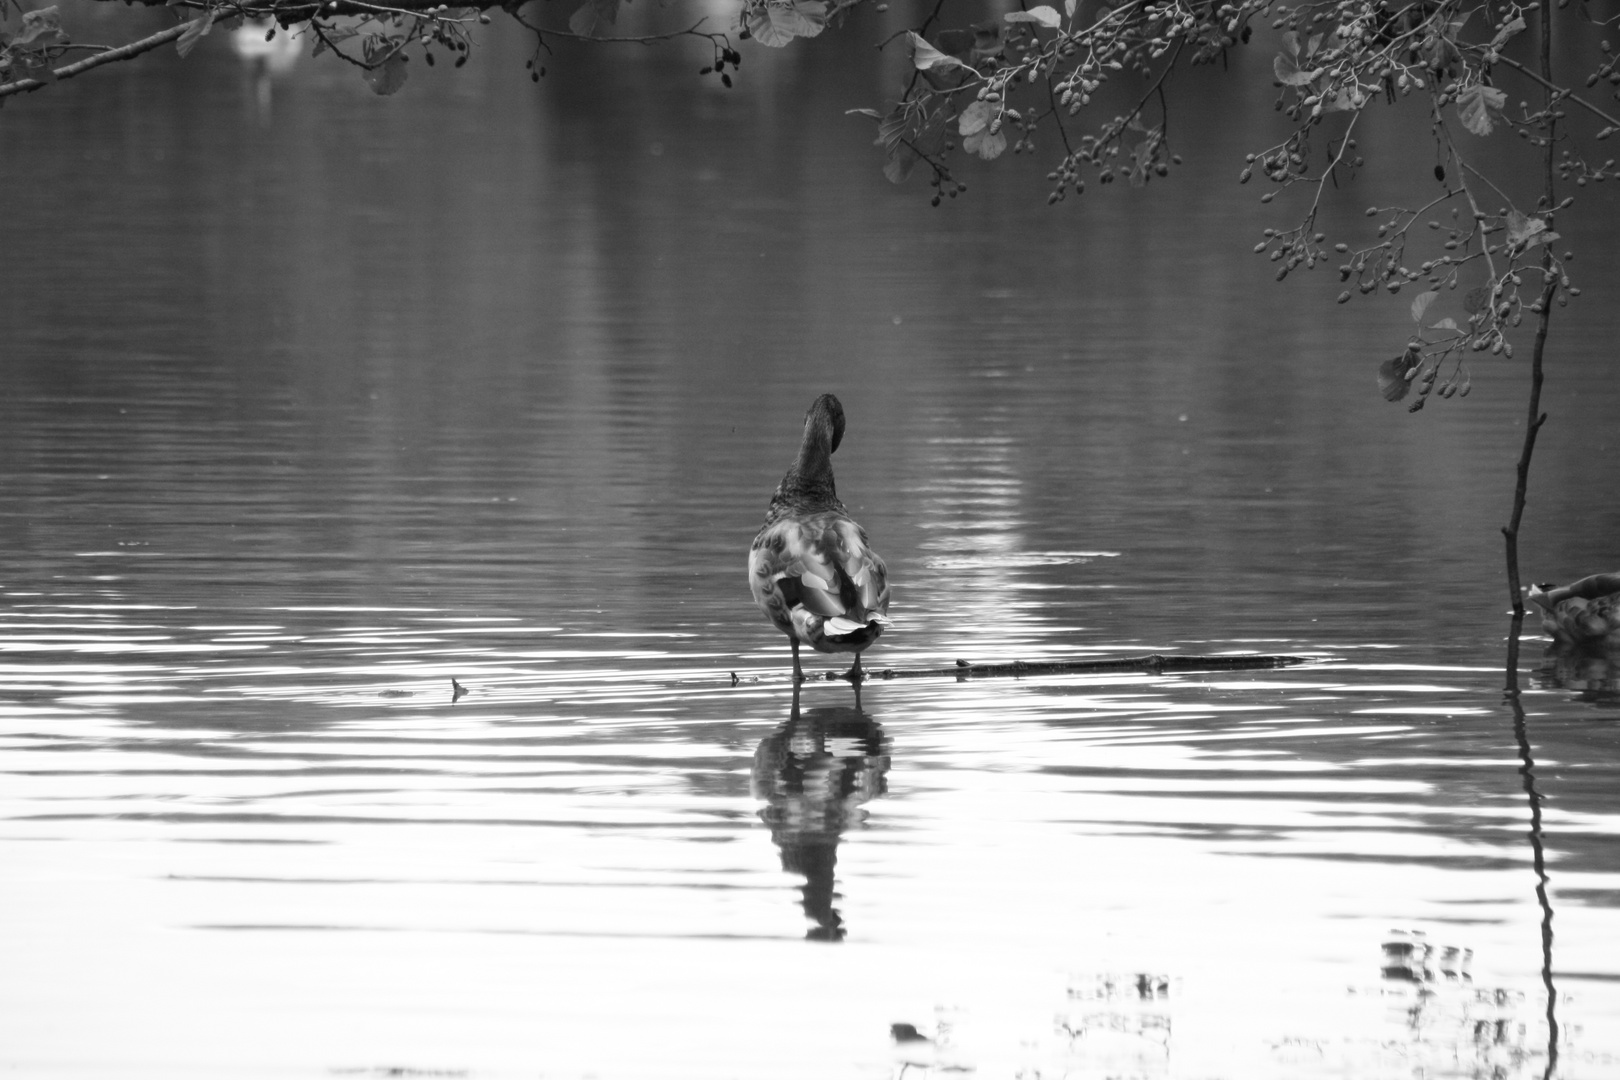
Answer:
top-left (771, 415), bottom-right (841, 516)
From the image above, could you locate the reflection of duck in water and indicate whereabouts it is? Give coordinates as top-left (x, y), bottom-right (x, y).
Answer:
top-left (751, 686), bottom-right (889, 941)
top-left (1535, 649), bottom-right (1620, 700)
top-left (1378, 931), bottom-right (1540, 1065)
top-left (1529, 572), bottom-right (1620, 647)
top-left (749, 394), bottom-right (891, 683)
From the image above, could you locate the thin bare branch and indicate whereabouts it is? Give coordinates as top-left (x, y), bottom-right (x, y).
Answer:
top-left (0, 21), bottom-right (189, 98)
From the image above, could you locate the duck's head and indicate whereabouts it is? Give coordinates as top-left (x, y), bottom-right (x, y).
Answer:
top-left (806, 393), bottom-right (846, 455)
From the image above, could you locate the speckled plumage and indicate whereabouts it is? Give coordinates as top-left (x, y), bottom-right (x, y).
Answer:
top-left (749, 394), bottom-right (891, 680)
top-left (1529, 573), bottom-right (1620, 646)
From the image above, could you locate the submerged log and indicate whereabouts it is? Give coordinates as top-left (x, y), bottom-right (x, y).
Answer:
top-left (729, 653), bottom-right (1312, 685)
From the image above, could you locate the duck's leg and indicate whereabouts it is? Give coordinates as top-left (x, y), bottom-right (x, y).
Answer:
top-left (844, 653), bottom-right (864, 683)
top-left (791, 638), bottom-right (804, 683)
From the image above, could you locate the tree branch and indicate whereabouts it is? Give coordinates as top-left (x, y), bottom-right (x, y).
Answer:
top-left (0, 22), bottom-right (189, 99)
top-left (1487, 48), bottom-right (1620, 131)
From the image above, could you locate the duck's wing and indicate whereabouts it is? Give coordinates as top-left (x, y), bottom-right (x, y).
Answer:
top-left (1557, 572), bottom-right (1620, 603)
top-left (822, 517), bottom-right (890, 630)
top-left (749, 514), bottom-right (890, 639)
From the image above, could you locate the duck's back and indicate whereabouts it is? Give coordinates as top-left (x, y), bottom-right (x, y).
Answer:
top-left (749, 510), bottom-right (889, 649)
top-left (1530, 573), bottom-right (1620, 646)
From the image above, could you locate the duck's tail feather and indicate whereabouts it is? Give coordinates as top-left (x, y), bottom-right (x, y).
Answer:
top-left (824, 612), bottom-right (890, 637)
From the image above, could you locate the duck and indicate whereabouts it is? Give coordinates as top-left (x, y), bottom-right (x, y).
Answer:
top-left (1528, 572), bottom-right (1620, 646)
top-left (748, 394), bottom-right (891, 682)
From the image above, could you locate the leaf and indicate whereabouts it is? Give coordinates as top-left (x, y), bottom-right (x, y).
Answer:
top-left (1127, 138), bottom-right (1158, 186)
top-left (846, 107), bottom-right (883, 119)
top-left (1410, 290), bottom-right (1440, 323)
top-left (1489, 16), bottom-right (1526, 52)
top-left (963, 124), bottom-right (1006, 160)
top-left (883, 141), bottom-right (919, 184)
top-left (1431, 317), bottom-right (1459, 332)
top-left (1064, 0), bottom-right (1077, 16)
top-left (362, 53), bottom-right (408, 94)
top-left (1455, 83), bottom-right (1506, 136)
top-left (746, 0), bottom-right (826, 48)
top-left (875, 111), bottom-right (907, 149)
top-left (958, 100), bottom-right (993, 136)
top-left (873, 105), bottom-right (918, 152)
top-left (1004, 5), bottom-right (1062, 28)
top-left (175, 9), bottom-right (215, 58)
top-left (1463, 286), bottom-right (1490, 315)
top-left (1505, 209), bottom-right (1546, 247)
top-left (1279, 30), bottom-right (1300, 57)
top-left (569, 0), bottom-right (620, 37)
top-left (9, 49), bottom-right (57, 83)
top-left (1377, 356), bottom-right (1415, 401)
top-left (15, 7), bottom-right (67, 47)
top-left (1519, 229), bottom-right (1561, 253)
top-left (1273, 50), bottom-right (1315, 87)
top-left (311, 24), bottom-right (357, 57)
top-left (1511, 221), bottom-right (1553, 252)
top-left (361, 34), bottom-right (408, 95)
top-left (908, 30), bottom-right (971, 71)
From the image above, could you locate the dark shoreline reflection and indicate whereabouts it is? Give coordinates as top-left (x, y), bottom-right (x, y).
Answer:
top-left (751, 685), bottom-right (890, 942)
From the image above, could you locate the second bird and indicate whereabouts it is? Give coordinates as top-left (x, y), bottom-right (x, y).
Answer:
top-left (748, 394), bottom-right (891, 682)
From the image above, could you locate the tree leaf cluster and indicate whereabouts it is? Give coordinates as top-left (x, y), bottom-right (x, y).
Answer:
top-left (0, 6), bottom-right (67, 88)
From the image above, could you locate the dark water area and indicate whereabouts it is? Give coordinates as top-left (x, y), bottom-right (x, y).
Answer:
top-left (3, 4), bottom-right (1620, 1077)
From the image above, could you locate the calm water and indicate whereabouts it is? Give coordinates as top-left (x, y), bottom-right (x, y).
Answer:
top-left (4, 6), bottom-right (1620, 1077)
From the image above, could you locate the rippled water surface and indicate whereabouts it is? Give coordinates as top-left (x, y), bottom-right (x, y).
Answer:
top-left (4, 8), bottom-right (1620, 1077)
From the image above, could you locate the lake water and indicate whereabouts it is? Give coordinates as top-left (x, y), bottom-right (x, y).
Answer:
top-left (3, 5), bottom-right (1620, 1077)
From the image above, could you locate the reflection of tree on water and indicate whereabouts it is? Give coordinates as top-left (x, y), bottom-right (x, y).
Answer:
top-left (1344, 623), bottom-right (1569, 1077)
top-left (1507, 614), bottom-right (1560, 1080)
top-left (751, 685), bottom-right (889, 941)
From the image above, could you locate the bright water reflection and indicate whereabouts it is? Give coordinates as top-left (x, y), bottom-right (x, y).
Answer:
top-left (5, 599), bottom-right (1618, 1078)
top-left (3, 6), bottom-right (1620, 1077)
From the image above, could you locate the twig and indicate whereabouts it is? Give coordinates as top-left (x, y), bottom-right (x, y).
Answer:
top-left (0, 22), bottom-right (189, 98)
top-left (740, 652), bottom-right (1314, 684)
top-left (537, 18), bottom-right (721, 46)
top-left (1046, 74), bottom-right (1073, 154)
top-left (1486, 48), bottom-right (1620, 131)
top-left (1502, 0), bottom-right (1560, 622)
top-left (308, 20), bottom-right (369, 69)
top-left (1118, 38), bottom-right (1182, 136)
